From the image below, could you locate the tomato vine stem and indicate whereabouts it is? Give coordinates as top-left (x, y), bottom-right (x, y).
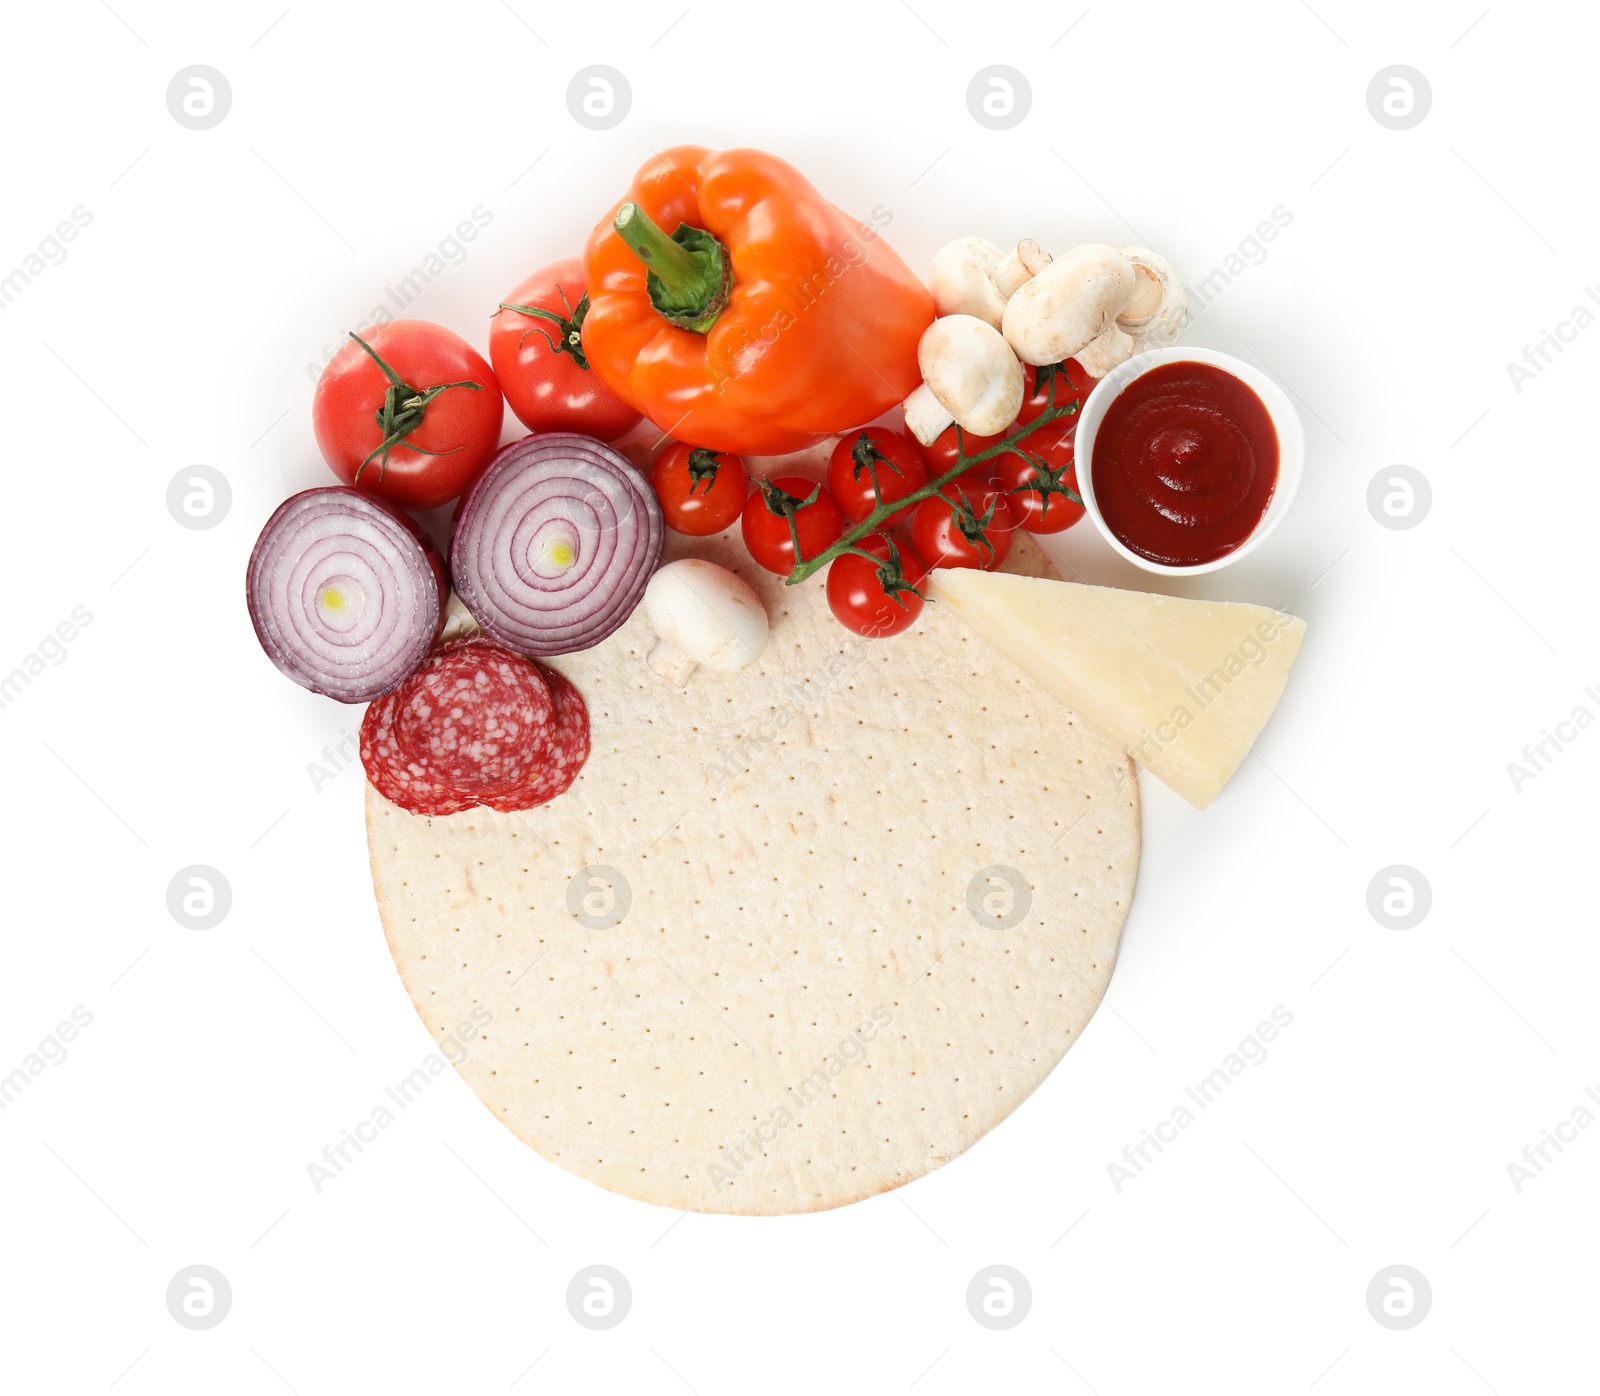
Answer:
top-left (784, 379), bottom-right (1082, 586)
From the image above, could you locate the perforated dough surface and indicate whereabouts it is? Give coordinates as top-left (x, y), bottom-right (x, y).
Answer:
top-left (367, 530), bottom-right (1139, 1214)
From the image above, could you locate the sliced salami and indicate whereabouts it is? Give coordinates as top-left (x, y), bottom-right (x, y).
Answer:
top-left (392, 638), bottom-right (553, 797)
top-left (361, 637), bottom-right (560, 817)
top-left (360, 638), bottom-right (590, 818)
top-left (360, 684), bottom-right (479, 817)
top-left (483, 663), bottom-right (590, 813)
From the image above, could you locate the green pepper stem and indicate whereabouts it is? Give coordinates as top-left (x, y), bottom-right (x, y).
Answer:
top-left (616, 202), bottom-right (705, 295)
top-left (613, 202), bottom-right (731, 333)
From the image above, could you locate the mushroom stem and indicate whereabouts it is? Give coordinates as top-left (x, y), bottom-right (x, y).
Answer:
top-left (1115, 246), bottom-right (1188, 351)
top-left (993, 239), bottom-right (1050, 300)
top-left (646, 637), bottom-right (699, 689)
top-left (1122, 264), bottom-right (1165, 322)
top-left (902, 382), bottom-right (955, 447)
top-left (1074, 324), bottom-right (1137, 378)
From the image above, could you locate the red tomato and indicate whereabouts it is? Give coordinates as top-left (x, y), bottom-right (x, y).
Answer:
top-left (826, 533), bottom-right (927, 638)
top-left (650, 442), bottom-right (748, 536)
top-left (826, 427), bottom-right (929, 523)
top-left (314, 320), bottom-right (504, 511)
top-left (988, 419), bottom-right (1085, 534)
top-left (1015, 359), bottom-right (1097, 426)
top-left (490, 259), bottom-right (642, 439)
top-left (911, 480), bottom-right (1017, 571)
top-left (740, 476), bottom-right (844, 575)
top-left (920, 421), bottom-right (1006, 479)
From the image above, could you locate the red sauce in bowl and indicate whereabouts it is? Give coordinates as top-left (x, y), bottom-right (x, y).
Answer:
top-left (1090, 361), bottom-right (1279, 567)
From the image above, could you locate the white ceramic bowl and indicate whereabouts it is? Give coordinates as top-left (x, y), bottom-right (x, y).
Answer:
top-left (1073, 345), bottom-right (1305, 577)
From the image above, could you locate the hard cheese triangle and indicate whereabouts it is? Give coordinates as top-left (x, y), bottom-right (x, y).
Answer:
top-left (929, 570), bottom-right (1306, 809)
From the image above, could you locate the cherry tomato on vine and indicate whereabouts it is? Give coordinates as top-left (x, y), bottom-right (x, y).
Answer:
top-left (490, 259), bottom-right (642, 440)
top-left (826, 532), bottom-right (927, 638)
top-left (987, 420), bottom-right (1085, 534)
top-left (650, 442), bottom-right (749, 535)
top-left (313, 320), bottom-right (504, 510)
top-left (919, 421), bottom-right (1007, 478)
top-left (1015, 359), bottom-right (1097, 427)
top-left (740, 475), bottom-right (844, 575)
top-left (826, 427), bottom-right (929, 523)
top-left (910, 480), bottom-right (1017, 571)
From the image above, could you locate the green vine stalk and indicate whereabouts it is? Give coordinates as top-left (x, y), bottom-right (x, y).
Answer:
top-left (784, 375), bottom-right (1081, 587)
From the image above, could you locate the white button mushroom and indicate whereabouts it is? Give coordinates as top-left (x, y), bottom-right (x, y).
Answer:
top-left (928, 238), bottom-right (1052, 328)
top-left (928, 238), bottom-right (1007, 327)
top-left (1001, 242), bottom-right (1190, 378)
top-left (1000, 242), bottom-right (1138, 376)
top-left (1115, 245), bottom-right (1188, 352)
top-left (901, 314), bottom-right (1025, 448)
top-left (993, 238), bottom-right (1052, 300)
top-left (643, 559), bottom-right (769, 688)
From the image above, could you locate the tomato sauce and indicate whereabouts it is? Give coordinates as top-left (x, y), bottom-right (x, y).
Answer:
top-left (1091, 361), bottom-right (1278, 566)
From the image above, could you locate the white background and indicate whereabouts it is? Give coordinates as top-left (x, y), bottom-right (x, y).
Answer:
top-left (0, 0), bottom-right (1592, 1390)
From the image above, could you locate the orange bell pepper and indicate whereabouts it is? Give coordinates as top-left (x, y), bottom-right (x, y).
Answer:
top-left (581, 145), bottom-right (935, 455)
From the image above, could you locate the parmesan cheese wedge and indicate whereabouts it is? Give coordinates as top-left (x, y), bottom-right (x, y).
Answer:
top-left (928, 570), bottom-right (1306, 808)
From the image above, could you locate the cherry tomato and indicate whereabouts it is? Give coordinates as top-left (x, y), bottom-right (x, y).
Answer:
top-left (920, 421), bottom-right (1006, 478)
top-left (650, 442), bottom-right (749, 536)
top-left (740, 475), bottom-right (844, 575)
top-left (827, 532), bottom-right (927, 638)
top-left (490, 258), bottom-right (642, 440)
top-left (987, 420), bottom-right (1085, 534)
top-left (1015, 359), bottom-right (1097, 427)
top-left (314, 320), bottom-right (504, 511)
top-left (911, 480), bottom-right (1017, 571)
top-left (826, 427), bottom-right (929, 523)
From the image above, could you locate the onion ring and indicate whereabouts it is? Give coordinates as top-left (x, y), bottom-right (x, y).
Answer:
top-left (246, 487), bottom-right (446, 703)
top-left (451, 433), bottom-right (663, 656)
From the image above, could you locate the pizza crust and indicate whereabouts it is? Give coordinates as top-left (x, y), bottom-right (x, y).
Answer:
top-left (367, 530), bottom-right (1139, 1213)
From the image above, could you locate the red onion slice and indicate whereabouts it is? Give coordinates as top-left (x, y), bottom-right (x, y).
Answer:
top-left (247, 487), bottom-right (446, 703)
top-left (451, 432), bottom-right (663, 656)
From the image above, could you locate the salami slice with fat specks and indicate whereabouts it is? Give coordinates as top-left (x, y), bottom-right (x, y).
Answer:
top-left (482, 663), bottom-right (590, 813)
top-left (361, 638), bottom-right (559, 817)
top-left (393, 639), bottom-right (553, 796)
top-left (360, 684), bottom-right (477, 816)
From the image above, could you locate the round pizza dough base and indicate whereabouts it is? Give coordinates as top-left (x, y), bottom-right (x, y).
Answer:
top-left (368, 530), bottom-right (1139, 1214)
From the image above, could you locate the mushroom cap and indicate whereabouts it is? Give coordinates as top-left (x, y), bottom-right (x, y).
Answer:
top-left (916, 314), bottom-right (1025, 437)
top-left (644, 559), bottom-right (768, 673)
top-left (1001, 243), bottom-right (1137, 366)
top-left (928, 237), bottom-right (1008, 328)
